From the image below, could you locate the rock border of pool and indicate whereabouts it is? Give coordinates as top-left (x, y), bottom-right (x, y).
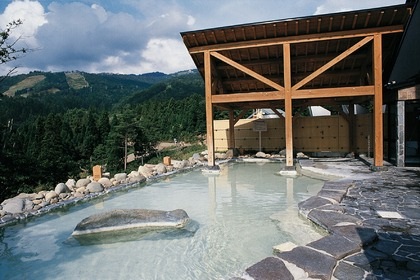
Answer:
top-left (0, 151), bottom-right (286, 227)
top-left (0, 162), bottom-right (204, 228)
top-left (233, 157), bottom-right (420, 280)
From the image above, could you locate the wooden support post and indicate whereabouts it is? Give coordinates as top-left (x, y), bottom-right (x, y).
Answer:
top-left (373, 34), bottom-right (384, 168)
top-left (204, 51), bottom-right (215, 167)
top-left (349, 103), bottom-right (356, 154)
top-left (283, 43), bottom-right (294, 167)
top-left (228, 110), bottom-right (235, 149)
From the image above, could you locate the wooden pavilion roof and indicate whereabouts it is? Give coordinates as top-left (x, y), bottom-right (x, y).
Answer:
top-left (181, 3), bottom-right (414, 110)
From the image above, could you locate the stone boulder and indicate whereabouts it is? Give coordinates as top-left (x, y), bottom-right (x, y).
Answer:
top-left (23, 199), bottom-right (34, 212)
top-left (98, 177), bottom-right (112, 188)
top-left (45, 191), bottom-right (58, 201)
top-left (72, 209), bottom-right (191, 236)
top-left (114, 173), bottom-right (127, 183)
top-left (55, 183), bottom-right (70, 194)
top-left (2, 198), bottom-right (24, 214)
top-left (65, 179), bottom-right (76, 191)
top-left (215, 152), bottom-right (227, 159)
top-left (76, 178), bottom-right (91, 188)
top-left (256, 151), bottom-right (268, 158)
top-left (155, 163), bottom-right (167, 175)
top-left (86, 182), bottom-right (104, 193)
top-left (225, 148), bottom-right (240, 158)
top-left (138, 165), bottom-right (153, 178)
top-left (296, 152), bottom-right (309, 159)
top-left (128, 175), bottom-right (146, 183)
top-left (128, 171), bottom-right (144, 183)
top-left (128, 171), bottom-right (140, 178)
top-left (172, 160), bottom-right (189, 169)
top-left (15, 193), bottom-right (37, 200)
top-left (33, 192), bottom-right (44, 200)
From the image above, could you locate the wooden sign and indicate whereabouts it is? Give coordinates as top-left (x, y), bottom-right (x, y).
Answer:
top-left (93, 165), bottom-right (102, 181)
top-left (253, 120), bottom-right (267, 132)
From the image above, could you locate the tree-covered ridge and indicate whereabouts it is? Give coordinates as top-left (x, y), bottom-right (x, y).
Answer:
top-left (0, 70), bottom-right (205, 201)
top-left (0, 70), bottom-right (172, 98)
top-left (119, 70), bottom-right (204, 104)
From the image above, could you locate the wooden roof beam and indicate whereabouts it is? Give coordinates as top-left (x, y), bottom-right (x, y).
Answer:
top-left (187, 25), bottom-right (403, 53)
top-left (293, 85), bottom-right (374, 99)
top-left (292, 96), bottom-right (371, 107)
top-left (212, 91), bottom-right (284, 104)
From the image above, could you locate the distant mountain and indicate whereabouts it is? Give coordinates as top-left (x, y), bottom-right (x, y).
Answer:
top-left (0, 70), bottom-right (172, 98)
top-left (119, 69), bottom-right (203, 105)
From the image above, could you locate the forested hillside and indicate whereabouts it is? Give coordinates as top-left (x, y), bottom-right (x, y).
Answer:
top-left (0, 70), bottom-right (205, 201)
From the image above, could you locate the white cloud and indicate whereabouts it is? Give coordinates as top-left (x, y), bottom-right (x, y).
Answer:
top-left (0, 0), bottom-right (47, 48)
top-left (139, 38), bottom-right (195, 74)
top-left (314, 0), bottom-right (405, 15)
top-left (91, 4), bottom-right (108, 23)
top-left (187, 15), bottom-right (195, 26)
top-left (0, 0), bottom-right (197, 75)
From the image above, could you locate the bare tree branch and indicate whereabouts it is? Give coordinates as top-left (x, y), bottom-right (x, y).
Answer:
top-left (0, 19), bottom-right (30, 81)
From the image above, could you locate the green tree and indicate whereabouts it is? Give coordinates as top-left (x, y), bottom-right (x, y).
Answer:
top-left (80, 110), bottom-right (100, 157)
top-left (0, 19), bottom-right (28, 80)
top-left (101, 115), bottom-right (125, 172)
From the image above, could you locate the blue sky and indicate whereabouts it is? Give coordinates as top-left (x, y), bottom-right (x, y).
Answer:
top-left (0, 0), bottom-right (405, 75)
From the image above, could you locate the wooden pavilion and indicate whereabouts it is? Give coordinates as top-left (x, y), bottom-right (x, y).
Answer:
top-left (181, 2), bottom-right (415, 169)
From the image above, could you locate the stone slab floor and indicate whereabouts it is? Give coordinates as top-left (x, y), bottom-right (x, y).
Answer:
top-left (233, 158), bottom-right (420, 280)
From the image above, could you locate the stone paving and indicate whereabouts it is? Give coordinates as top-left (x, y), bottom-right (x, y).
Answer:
top-left (234, 158), bottom-right (420, 280)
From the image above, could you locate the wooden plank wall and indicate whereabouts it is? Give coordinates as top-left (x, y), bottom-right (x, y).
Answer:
top-left (214, 114), bottom-right (374, 154)
top-left (293, 115), bottom-right (348, 153)
top-left (355, 114), bottom-right (374, 156)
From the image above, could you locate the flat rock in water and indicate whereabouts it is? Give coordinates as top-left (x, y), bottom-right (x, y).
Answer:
top-left (72, 209), bottom-right (191, 236)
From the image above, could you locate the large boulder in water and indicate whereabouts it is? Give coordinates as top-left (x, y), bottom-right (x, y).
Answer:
top-left (72, 209), bottom-right (191, 236)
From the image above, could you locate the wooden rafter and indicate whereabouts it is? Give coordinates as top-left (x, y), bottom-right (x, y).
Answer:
top-left (212, 91), bottom-right (283, 104)
top-left (292, 36), bottom-right (373, 90)
top-left (210, 51), bottom-right (284, 91)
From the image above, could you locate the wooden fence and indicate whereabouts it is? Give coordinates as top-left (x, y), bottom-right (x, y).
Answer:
top-left (214, 114), bottom-right (374, 154)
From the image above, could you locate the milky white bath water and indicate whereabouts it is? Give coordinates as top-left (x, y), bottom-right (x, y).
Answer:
top-left (0, 162), bottom-right (324, 280)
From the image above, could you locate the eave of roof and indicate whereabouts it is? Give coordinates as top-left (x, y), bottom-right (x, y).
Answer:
top-left (181, 3), bottom-right (413, 48)
top-left (181, 2), bottom-right (414, 109)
